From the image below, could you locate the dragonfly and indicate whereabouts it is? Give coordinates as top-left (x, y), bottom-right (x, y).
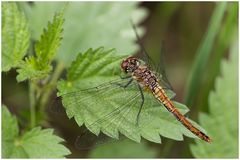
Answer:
top-left (124, 22), bottom-right (212, 143)
top-left (57, 22), bottom-right (211, 150)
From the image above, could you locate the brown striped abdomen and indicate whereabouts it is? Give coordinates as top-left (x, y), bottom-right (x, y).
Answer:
top-left (153, 85), bottom-right (211, 143)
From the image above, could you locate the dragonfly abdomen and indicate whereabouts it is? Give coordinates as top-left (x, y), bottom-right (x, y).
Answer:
top-left (130, 64), bottom-right (211, 143)
top-left (153, 85), bottom-right (211, 143)
top-left (173, 108), bottom-right (212, 142)
top-left (152, 85), bottom-right (176, 112)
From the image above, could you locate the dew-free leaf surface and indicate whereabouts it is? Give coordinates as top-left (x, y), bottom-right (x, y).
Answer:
top-left (57, 47), bottom-right (208, 146)
top-left (2, 2), bottom-right (30, 72)
top-left (2, 105), bottom-right (19, 158)
top-left (190, 39), bottom-right (238, 158)
top-left (20, 2), bottom-right (147, 65)
top-left (2, 105), bottom-right (71, 158)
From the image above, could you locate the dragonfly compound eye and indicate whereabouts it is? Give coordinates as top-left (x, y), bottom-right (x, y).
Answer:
top-left (121, 60), bottom-right (129, 73)
top-left (121, 57), bottom-right (139, 73)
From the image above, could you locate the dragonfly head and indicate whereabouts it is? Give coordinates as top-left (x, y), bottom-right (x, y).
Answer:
top-left (121, 56), bottom-right (140, 73)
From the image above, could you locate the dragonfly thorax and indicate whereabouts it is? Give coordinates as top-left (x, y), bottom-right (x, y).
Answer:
top-left (121, 57), bottom-right (140, 73)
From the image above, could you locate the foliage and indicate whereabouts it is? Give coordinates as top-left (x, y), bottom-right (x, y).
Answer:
top-left (16, 7), bottom-right (64, 82)
top-left (89, 139), bottom-right (157, 158)
top-left (2, 2), bottom-right (149, 158)
top-left (20, 2), bottom-right (147, 65)
top-left (2, 105), bottom-right (70, 158)
top-left (2, 2), bottom-right (30, 72)
top-left (2, 1), bottom-right (237, 158)
top-left (197, 3), bottom-right (238, 113)
top-left (58, 47), bottom-right (207, 145)
top-left (184, 2), bottom-right (227, 106)
top-left (190, 38), bottom-right (238, 158)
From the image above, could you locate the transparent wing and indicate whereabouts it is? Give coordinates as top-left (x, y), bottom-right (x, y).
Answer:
top-left (130, 20), bottom-right (157, 71)
top-left (49, 78), bottom-right (126, 115)
top-left (131, 20), bottom-right (173, 90)
top-left (156, 41), bottom-right (173, 90)
top-left (75, 91), bottom-right (141, 150)
top-left (58, 78), bottom-right (144, 150)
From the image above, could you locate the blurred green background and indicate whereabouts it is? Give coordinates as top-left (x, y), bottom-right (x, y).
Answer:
top-left (2, 2), bottom-right (238, 158)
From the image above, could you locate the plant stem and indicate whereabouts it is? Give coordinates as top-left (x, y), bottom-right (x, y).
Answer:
top-left (39, 61), bottom-right (65, 112)
top-left (29, 82), bottom-right (36, 128)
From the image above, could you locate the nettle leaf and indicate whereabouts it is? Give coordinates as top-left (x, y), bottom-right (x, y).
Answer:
top-left (16, 56), bottom-right (52, 82)
top-left (190, 40), bottom-right (238, 158)
top-left (20, 2), bottom-right (147, 65)
top-left (2, 105), bottom-right (71, 158)
top-left (2, 105), bottom-right (19, 158)
top-left (57, 47), bottom-right (207, 145)
top-left (18, 127), bottom-right (71, 158)
top-left (16, 8), bottom-right (64, 82)
top-left (2, 2), bottom-right (30, 72)
top-left (34, 8), bottom-right (64, 64)
top-left (89, 139), bottom-right (157, 158)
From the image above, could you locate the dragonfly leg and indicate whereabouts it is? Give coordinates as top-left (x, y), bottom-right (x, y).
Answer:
top-left (120, 74), bottom-right (132, 79)
top-left (136, 84), bottom-right (144, 126)
top-left (112, 78), bottom-right (133, 89)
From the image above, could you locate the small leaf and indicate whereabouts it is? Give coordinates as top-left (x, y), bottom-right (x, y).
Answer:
top-left (18, 127), bottom-right (71, 158)
top-left (34, 8), bottom-right (64, 64)
top-left (2, 2), bottom-right (30, 72)
top-left (2, 105), bottom-right (19, 158)
top-left (89, 139), bottom-right (157, 158)
top-left (16, 8), bottom-right (64, 82)
top-left (190, 38), bottom-right (238, 158)
top-left (16, 56), bottom-right (52, 82)
top-left (57, 47), bottom-right (207, 145)
top-left (21, 2), bottom-right (147, 65)
top-left (2, 105), bottom-right (71, 158)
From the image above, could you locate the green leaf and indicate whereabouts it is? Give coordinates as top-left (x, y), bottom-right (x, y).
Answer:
top-left (190, 38), bottom-right (238, 158)
top-left (34, 7), bottom-right (64, 64)
top-left (57, 47), bottom-right (208, 145)
top-left (2, 105), bottom-right (19, 158)
top-left (16, 56), bottom-right (52, 82)
top-left (20, 2), bottom-right (147, 65)
top-left (196, 3), bottom-right (238, 114)
top-left (89, 139), bottom-right (157, 158)
top-left (16, 8), bottom-right (64, 82)
top-left (2, 2), bottom-right (30, 72)
top-left (18, 127), bottom-right (71, 158)
top-left (184, 2), bottom-right (227, 106)
top-left (2, 105), bottom-right (71, 158)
